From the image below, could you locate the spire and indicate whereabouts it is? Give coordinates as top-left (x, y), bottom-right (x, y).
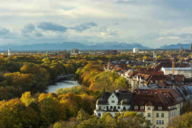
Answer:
top-left (190, 43), bottom-right (192, 50)
top-left (180, 44), bottom-right (183, 56)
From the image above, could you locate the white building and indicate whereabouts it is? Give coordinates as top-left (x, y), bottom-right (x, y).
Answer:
top-left (8, 48), bottom-right (11, 56)
top-left (94, 89), bottom-right (133, 118)
top-left (133, 48), bottom-right (139, 53)
top-left (161, 67), bottom-right (192, 78)
top-left (153, 51), bottom-right (157, 58)
top-left (71, 48), bottom-right (79, 54)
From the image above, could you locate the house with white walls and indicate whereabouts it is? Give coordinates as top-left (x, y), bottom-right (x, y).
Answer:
top-left (94, 89), bottom-right (133, 117)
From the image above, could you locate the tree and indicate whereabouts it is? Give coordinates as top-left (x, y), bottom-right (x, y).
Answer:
top-left (0, 98), bottom-right (39, 128)
top-left (76, 109), bottom-right (90, 122)
top-left (117, 111), bottom-right (151, 128)
top-left (167, 112), bottom-right (192, 128)
top-left (20, 91), bottom-right (35, 106)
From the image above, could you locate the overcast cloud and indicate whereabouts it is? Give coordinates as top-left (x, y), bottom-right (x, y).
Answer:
top-left (0, 0), bottom-right (191, 48)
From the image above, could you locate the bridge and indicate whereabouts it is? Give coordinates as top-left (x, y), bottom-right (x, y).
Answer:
top-left (55, 74), bottom-right (75, 81)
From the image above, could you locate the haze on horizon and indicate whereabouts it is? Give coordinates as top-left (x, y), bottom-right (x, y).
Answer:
top-left (0, 0), bottom-right (191, 49)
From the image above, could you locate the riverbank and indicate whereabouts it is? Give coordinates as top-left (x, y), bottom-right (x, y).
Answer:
top-left (46, 80), bottom-right (79, 93)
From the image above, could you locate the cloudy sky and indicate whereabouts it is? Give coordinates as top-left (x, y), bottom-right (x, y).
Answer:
top-left (0, 0), bottom-right (192, 48)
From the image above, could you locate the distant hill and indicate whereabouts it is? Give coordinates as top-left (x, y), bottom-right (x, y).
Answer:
top-left (159, 43), bottom-right (192, 49)
top-left (0, 42), bottom-right (150, 51)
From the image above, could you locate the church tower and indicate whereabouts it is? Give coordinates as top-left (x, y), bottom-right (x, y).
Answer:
top-left (180, 44), bottom-right (183, 56)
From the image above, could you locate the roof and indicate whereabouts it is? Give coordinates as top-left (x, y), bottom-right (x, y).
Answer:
top-left (133, 88), bottom-right (184, 111)
top-left (162, 67), bottom-right (192, 71)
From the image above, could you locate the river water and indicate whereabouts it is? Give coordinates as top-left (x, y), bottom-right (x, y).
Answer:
top-left (46, 80), bottom-right (79, 93)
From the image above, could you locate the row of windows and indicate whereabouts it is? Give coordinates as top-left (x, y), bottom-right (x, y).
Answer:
top-left (156, 113), bottom-right (164, 117)
top-left (134, 106), bottom-right (162, 110)
top-left (98, 106), bottom-right (126, 110)
top-left (170, 111), bottom-right (176, 117)
top-left (156, 120), bottom-right (164, 125)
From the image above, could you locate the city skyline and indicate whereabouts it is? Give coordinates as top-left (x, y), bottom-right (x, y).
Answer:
top-left (0, 0), bottom-right (192, 48)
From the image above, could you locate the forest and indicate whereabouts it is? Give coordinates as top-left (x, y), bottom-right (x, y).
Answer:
top-left (0, 53), bottom-right (183, 128)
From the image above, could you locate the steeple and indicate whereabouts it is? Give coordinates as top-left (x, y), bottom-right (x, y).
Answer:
top-left (180, 44), bottom-right (183, 56)
top-left (190, 43), bottom-right (192, 50)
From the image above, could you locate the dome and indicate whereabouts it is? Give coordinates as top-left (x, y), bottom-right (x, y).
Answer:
top-left (121, 99), bottom-right (131, 105)
top-left (96, 98), bottom-right (106, 105)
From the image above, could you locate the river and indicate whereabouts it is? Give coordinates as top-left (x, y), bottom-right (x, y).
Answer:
top-left (46, 80), bottom-right (79, 93)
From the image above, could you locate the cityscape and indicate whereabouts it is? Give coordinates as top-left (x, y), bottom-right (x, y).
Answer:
top-left (1, 0), bottom-right (192, 128)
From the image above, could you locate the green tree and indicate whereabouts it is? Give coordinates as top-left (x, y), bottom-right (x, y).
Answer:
top-left (76, 109), bottom-right (90, 122)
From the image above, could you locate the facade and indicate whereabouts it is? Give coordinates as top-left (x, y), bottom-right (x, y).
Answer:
top-left (134, 88), bottom-right (184, 128)
top-left (94, 89), bottom-right (133, 117)
top-left (8, 48), bottom-right (11, 56)
top-left (153, 51), bottom-right (157, 58)
top-left (133, 48), bottom-right (139, 53)
top-left (161, 67), bottom-right (192, 78)
top-left (71, 48), bottom-right (79, 54)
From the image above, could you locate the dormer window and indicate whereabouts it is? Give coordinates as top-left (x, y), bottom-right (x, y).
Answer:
top-left (134, 106), bottom-right (138, 109)
top-left (112, 96), bottom-right (114, 98)
top-left (140, 106), bottom-right (144, 110)
top-left (112, 100), bottom-right (115, 103)
top-left (158, 107), bottom-right (162, 110)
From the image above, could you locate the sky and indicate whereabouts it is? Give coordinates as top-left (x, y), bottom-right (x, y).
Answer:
top-left (0, 0), bottom-right (192, 48)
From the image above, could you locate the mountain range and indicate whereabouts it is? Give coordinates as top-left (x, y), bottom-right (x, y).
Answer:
top-left (0, 42), bottom-right (150, 51)
top-left (159, 43), bottom-right (192, 49)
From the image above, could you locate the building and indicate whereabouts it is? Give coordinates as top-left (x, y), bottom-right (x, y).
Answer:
top-left (71, 48), bottom-right (79, 54)
top-left (183, 43), bottom-right (192, 53)
top-left (133, 48), bottom-right (139, 53)
top-left (94, 89), bottom-right (133, 117)
top-left (8, 48), bottom-right (11, 56)
top-left (153, 51), bottom-right (157, 58)
top-left (180, 44), bottom-right (183, 56)
top-left (103, 50), bottom-right (118, 55)
top-left (161, 67), bottom-right (192, 78)
top-left (134, 88), bottom-right (184, 128)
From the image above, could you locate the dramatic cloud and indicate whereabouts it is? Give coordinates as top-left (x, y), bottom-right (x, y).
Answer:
top-left (0, 27), bottom-right (10, 35)
top-left (35, 32), bottom-right (43, 37)
top-left (72, 22), bottom-right (97, 32)
top-left (37, 22), bottom-right (68, 32)
top-left (22, 23), bottom-right (35, 33)
top-left (0, 0), bottom-right (192, 48)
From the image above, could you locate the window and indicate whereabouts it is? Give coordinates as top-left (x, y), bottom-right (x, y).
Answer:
top-left (159, 120), bottom-right (161, 124)
top-left (110, 106), bottom-right (113, 109)
top-left (169, 112), bottom-right (171, 117)
top-left (118, 106), bottom-right (120, 109)
top-left (141, 106), bottom-right (144, 110)
top-left (148, 107), bottom-right (151, 110)
top-left (112, 100), bottom-right (115, 103)
top-left (172, 112), bottom-right (173, 117)
top-left (148, 113), bottom-right (151, 117)
top-left (162, 120), bottom-right (164, 124)
top-left (134, 106), bottom-right (138, 109)
top-left (124, 107), bottom-right (126, 110)
top-left (98, 113), bottom-right (101, 117)
top-left (158, 107), bottom-right (162, 110)
top-left (161, 113), bottom-right (164, 117)
top-left (99, 106), bottom-right (101, 109)
top-left (156, 113), bottom-right (159, 117)
top-left (156, 120), bottom-right (158, 124)
top-left (112, 96), bottom-right (114, 98)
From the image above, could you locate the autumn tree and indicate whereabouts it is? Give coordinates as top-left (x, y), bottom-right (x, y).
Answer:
top-left (167, 112), bottom-right (192, 128)
top-left (117, 111), bottom-right (151, 128)
top-left (76, 109), bottom-right (90, 122)
top-left (20, 91), bottom-right (35, 106)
